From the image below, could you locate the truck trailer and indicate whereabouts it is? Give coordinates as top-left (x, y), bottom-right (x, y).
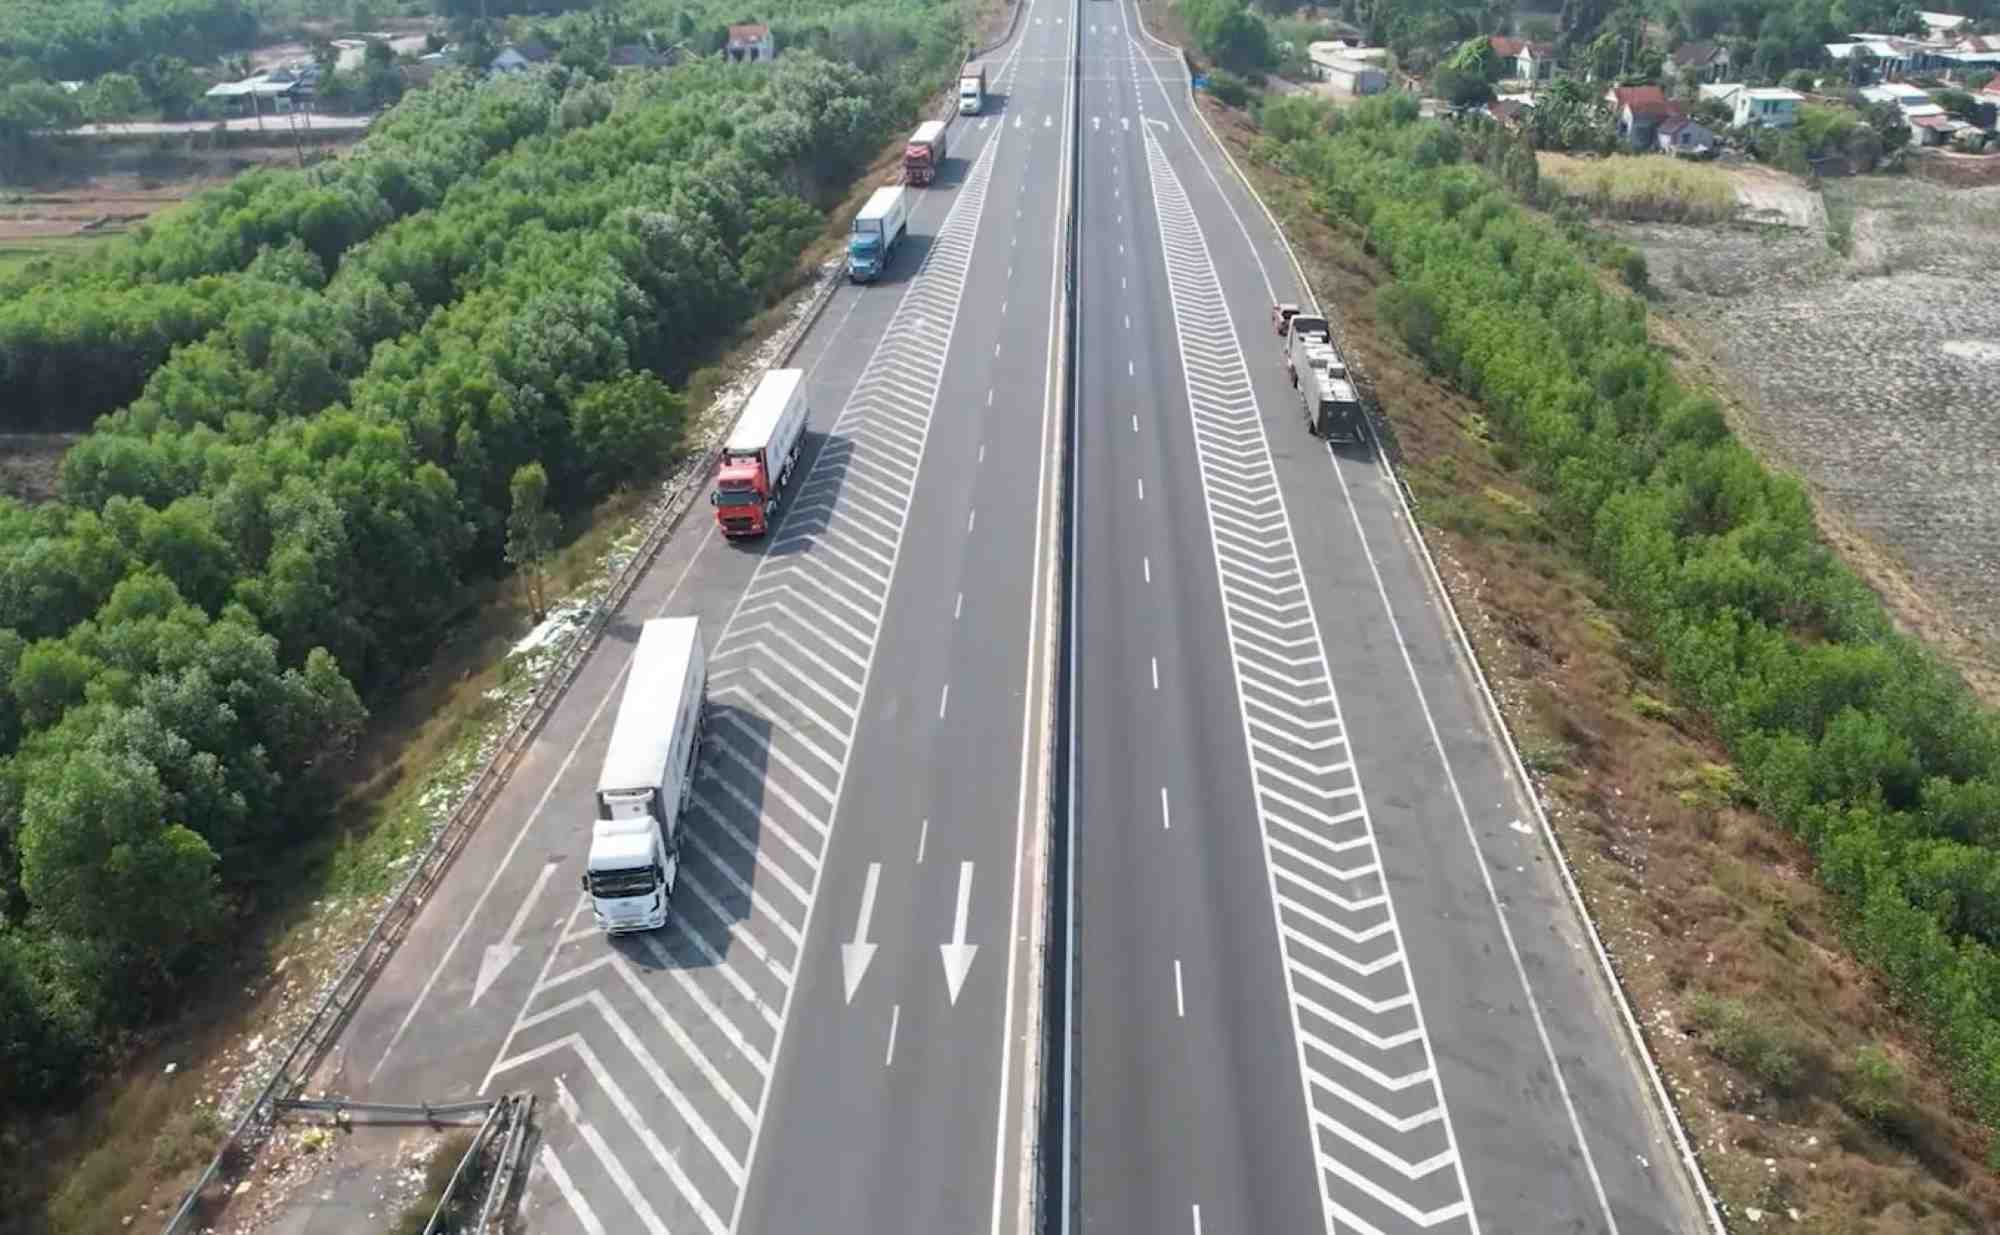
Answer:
top-left (848, 184), bottom-right (909, 282)
top-left (712, 368), bottom-right (808, 537)
top-left (959, 62), bottom-right (987, 115)
top-left (904, 119), bottom-right (948, 186)
top-left (584, 617), bottom-right (707, 934)
top-left (1302, 361), bottom-right (1365, 442)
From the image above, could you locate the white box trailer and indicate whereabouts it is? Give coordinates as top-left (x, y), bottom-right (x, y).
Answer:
top-left (585, 616), bottom-right (707, 933)
top-left (712, 367), bottom-right (809, 537)
top-left (848, 184), bottom-right (910, 282)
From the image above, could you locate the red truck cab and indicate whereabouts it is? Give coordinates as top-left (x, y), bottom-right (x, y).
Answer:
top-left (712, 456), bottom-right (775, 537)
top-left (712, 368), bottom-right (808, 539)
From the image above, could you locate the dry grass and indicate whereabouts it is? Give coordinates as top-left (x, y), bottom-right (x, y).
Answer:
top-left (1209, 100), bottom-right (2000, 1235)
top-left (1537, 151), bottom-right (1739, 223)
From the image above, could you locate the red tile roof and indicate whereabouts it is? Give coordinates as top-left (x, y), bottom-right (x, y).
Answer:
top-left (728, 23), bottom-right (769, 43)
top-left (1489, 36), bottom-right (1524, 57)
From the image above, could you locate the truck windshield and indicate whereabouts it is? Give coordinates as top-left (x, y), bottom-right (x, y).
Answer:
top-left (714, 481), bottom-right (761, 507)
top-left (588, 866), bottom-right (657, 898)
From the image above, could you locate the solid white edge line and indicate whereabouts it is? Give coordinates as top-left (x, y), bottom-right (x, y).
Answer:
top-left (1323, 453), bottom-right (1622, 1233)
top-left (1138, 125), bottom-right (1482, 1234)
top-left (1059, 5), bottom-right (1085, 1231)
top-left (1122, 0), bottom-right (1726, 1225)
top-left (383, 519), bottom-right (719, 1083)
top-left (997, 0), bottom-right (1077, 1232)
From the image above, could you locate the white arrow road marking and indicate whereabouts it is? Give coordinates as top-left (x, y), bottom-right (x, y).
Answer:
top-left (940, 860), bottom-right (978, 1004)
top-left (473, 859), bottom-right (560, 1007)
top-left (842, 862), bottom-right (882, 1003)
top-left (1014, 115), bottom-right (1022, 129)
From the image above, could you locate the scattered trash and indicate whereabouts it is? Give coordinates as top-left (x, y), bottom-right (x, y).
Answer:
top-left (163, 1062), bottom-right (177, 1075)
top-left (1508, 818), bottom-right (1532, 835)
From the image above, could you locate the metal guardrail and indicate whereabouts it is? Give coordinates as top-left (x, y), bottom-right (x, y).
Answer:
top-left (274, 1097), bottom-right (495, 1121)
top-left (159, 270), bottom-right (846, 1235)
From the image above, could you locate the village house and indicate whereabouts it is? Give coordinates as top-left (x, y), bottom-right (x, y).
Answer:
top-left (1670, 41), bottom-right (1732, 82)
top-left (726, 23), bottom-right (775, 63)
top-left (1606, 84), bottom-right (1684, 149)
top-left (1656, 113), bottom-right (1718, 155)
top-left (1488, 36), bottom-right (1556, 81)
top-left (1733, 85), bottom-right (1804, 128)
top-left (1308, 44), bottom-right (1389, 94)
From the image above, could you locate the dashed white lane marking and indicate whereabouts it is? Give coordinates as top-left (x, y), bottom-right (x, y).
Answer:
top-left (1192, 1203), bottom-right (1203, 1235)
top-left (1131, 412), bottom-right (1138, 430)
top-left (1160, 786), bottom-right (1171, 831)
top-left (1136, 477), bottom-right (1145, 501)
top-left (1152, 657), bottom-right (1159, 690)
top-left (979, 443), bottom-right (987, 462)
top-left (968, 508), bottom-right (978, 533)
top-left (1174, 959), bottom-right (1185, 1018)
top-left (955, 592), bottom-right (964, 619)
top-left (1144, 556), bottom-right (1151, 583)
top-left (486, 133), bottom-right (1008, 1235)
top-left (989, 389), bottom-right (995, 406)
top-left (1142, 127), bottom-right (1477, 1235)
top-left (918, 817), bottom-right (930, 863)
top-left (885, 1004), bottom-right (901, 1067)
top-left (1129, 361), bottom-right (1135, 377)
top-left (939, 683), bottom-right (951, 719)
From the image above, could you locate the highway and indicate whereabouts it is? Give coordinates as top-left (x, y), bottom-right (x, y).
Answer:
top-left (320, 2), bottom-right (1070, 1231)
top-left (1064, 2), bottom-right (1705, 1234)
top-left (297, 1), bottom-right (1720, 1232)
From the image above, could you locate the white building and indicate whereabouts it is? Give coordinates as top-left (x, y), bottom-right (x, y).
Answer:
top-left (1308, 45), bottom-right (1388, 94)
top-left (1733, 86), bottom-right (1804, 128)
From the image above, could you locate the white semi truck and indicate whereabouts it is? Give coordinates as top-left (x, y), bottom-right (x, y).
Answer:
top-left (959, 62), bottom-right (987, 115)
top-left (848, 184), bottom-right (909, 282)
top-left (583, 616), bottom-right (707, 934)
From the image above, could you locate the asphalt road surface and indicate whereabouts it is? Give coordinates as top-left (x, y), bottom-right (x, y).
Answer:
top-left (308, 1), bottom-right (1713, 1231)
top-left (322, 3), bottom-right (1067, 1231)
top-left (1065, 2), bottom-right (1706, 1234)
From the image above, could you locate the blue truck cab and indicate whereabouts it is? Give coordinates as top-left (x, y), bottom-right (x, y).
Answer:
top-left (848, 184), bottom-right (910, 283)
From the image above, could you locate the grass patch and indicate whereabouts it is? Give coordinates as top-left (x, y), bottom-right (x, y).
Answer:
top-left (1686, 991), bottom-right (1806, 1095)
top-left (1537, 152), bottom-right (1738, 224)
top-left (1200, 90), bottom-right (2000, 1232)
top-left (0, 233), bottom-right (117, 276)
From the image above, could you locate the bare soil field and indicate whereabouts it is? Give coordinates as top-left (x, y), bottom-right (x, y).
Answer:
top-left (0, 434), bottom-right (75, 504)
top-left (0, 147), bottom-right (347, 250)
top-left (1618, 177), bottom-right (2000, 701)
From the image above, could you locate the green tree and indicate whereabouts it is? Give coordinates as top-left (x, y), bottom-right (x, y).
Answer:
top-left (17, 746), bottom-right (220, 989)
top-left (86, 72), bottom-right (145, 129)
top-left (570, 373), bottom-right (687, 492)
top-left (504, 462), bottom-right (559, 620)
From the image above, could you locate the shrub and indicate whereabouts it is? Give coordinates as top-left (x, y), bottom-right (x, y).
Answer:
top-left (1842, 1044), bottom-right (1908, 1128)
top-left (1207, 68), bottom-right (1251, 108)
top-left (1687, 992), bottom-right (1804, 1094)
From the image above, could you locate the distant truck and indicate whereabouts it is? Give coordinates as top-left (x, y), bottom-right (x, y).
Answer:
top-left (1301, 358), bottom-right (1365, 442)
top-left (712, 368), bottom-right (808, 537)
top-left (959, 62), bottom-right (987, 115)
top-left (848, 184), bottom-right (909, 282)
top-left (904, 119), bottom-right (948, 185)
top-left (584, 617), bottom-right (707, 934)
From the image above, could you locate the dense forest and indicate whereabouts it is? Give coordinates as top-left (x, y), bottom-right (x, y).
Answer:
top-left (1255, 91), bottom-right (2000, 1131)
top-left (0, 0), bottom-right (964, 1112)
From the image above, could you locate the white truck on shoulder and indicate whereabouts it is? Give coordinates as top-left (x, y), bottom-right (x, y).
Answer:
top-left (848, 184), bottom-right (909, 283)
top-left (583, 617), bottom-right (707, 934)
top-left (959, 62), bottom-right (987, 115)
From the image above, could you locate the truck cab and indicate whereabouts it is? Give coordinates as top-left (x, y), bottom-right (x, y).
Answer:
top-left (712, 459), bottom-right (774, 536)
top-left (584, 818), bottom-right (678, 933)
top-left (959, 63), bottom-right (987, 115)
